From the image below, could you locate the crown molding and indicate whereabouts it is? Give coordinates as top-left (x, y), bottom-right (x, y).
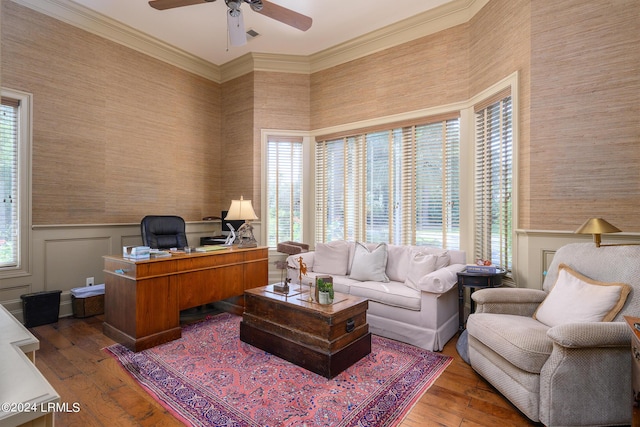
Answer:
top-left (308, 0), bottom-right (489, 73)
top-left (220, 52), bottom-right (312, 82)
top-left (10, 0), bottom-right (488, 83)
top-left (10, 0), bottom-right (221, 82)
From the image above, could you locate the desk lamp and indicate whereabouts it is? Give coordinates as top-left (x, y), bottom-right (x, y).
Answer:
top-left (225, 196), bottom-right (258, 248)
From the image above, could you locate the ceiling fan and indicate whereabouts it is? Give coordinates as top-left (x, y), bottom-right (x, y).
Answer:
top-left (148, 0), bottom-right (312, 46)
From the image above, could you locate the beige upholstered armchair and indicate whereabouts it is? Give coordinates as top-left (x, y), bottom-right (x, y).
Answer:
top-left (466, 243), bottom-right (640, 426)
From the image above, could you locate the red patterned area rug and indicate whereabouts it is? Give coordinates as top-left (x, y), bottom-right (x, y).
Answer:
top-left (105, 313), bottom-right (451, 427)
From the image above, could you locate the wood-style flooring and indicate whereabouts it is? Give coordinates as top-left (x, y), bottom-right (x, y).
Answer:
top-left (29, 312), bottom-right (541, 427)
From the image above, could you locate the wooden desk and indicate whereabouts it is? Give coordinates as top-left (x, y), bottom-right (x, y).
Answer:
top-left (103, 246), bottom-right (268, 352)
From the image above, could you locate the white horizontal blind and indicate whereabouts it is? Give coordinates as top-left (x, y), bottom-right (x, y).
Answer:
top-left (0, 97), bottom-right (20, 268)
top-left (266, 136), bottom-right (303, 247)
top-left (315, 138), bottom-right (348, 242)
top-left (316, 114), bottom-right (460, 248)
top-left (365, 131), bottom-right (391, 242)
top-left (444, 120), bottom-right (461, 249)
top-left (474, 93), bottom-right (513, 270)
top-left (402, 120), bottom-right (460, 247)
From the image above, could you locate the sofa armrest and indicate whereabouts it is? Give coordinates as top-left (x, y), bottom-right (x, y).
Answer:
top-left (547, 322), bottom-right (630, 348)
top-left (471, 288), bottom-right (547, 316)
top-left (417, 263), bottom-right (465, 294)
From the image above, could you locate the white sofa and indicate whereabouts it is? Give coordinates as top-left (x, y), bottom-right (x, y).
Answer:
top-left (287, 240), bottom-right (466, 351)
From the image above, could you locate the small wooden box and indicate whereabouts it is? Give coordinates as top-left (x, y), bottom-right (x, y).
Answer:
top-left (72, 294), bottom-right (105, 318)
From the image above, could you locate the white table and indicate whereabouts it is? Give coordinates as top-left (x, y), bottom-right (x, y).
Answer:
top-left (0, 304), bottom-right (59, 427)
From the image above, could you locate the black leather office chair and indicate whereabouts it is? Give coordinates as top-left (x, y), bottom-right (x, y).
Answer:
top-left (140, 215), bottom-right (188, 249)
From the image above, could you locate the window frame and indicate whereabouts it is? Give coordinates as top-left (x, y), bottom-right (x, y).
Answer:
top-left (467, 72), bottom-right (518, 275)
top-left (474, 91), bottom-right (513, 271)
top-left (309, 72), bottom-right (518, 272)
top-left (0, 88), bottom-right (32, 278)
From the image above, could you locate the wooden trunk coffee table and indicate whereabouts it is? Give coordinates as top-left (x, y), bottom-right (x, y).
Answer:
top-left (240, 285), bottom-right (371, 378)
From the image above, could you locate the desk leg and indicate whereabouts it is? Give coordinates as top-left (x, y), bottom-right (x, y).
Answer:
top-left (458, 281), bottom-right (464, 332)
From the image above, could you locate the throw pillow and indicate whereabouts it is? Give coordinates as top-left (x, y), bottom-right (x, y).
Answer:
top-left (349, 242), bottom-right (389, 282)
top-left (533, 263), bottom-right (631, 327)
top-left (385, 245), bottom-right (412, 282)
top-left (415, 247), bottom-right (451, 270)
top-left (404, 252), bottom-right (438, 290)
top-left (312, 241), bottom-right (350, 275)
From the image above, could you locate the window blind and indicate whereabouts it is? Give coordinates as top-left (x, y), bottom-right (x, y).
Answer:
top-left (266, 136), bottom-right (303, 247)
top-left (316, 114), bottom-right (460, 248)
top-left (474, 93), bottom-right (513, 271)
top-left (0, 97), bottom-right (20, 268)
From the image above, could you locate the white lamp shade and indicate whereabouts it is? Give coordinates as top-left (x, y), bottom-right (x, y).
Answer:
top-left (225, 196), bottom-right (258, 221)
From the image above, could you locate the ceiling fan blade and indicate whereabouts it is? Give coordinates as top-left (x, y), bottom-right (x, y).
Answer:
top-left (148, 0), bottom-right (216, 11)
top-left (257, 1), bottom-right (312, 32)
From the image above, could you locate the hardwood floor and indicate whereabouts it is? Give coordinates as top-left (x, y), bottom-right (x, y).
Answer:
top-left (29, 313), bottom-right (541, 427)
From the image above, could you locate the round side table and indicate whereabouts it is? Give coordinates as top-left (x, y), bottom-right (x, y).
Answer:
top-left (457, 268), bottom-right (506, 331)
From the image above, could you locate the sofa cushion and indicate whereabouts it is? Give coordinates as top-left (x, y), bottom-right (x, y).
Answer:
top-left (404, 252), bottom-right (438, 290)
top-left (534, 263), bottom-right (631, 327)
top-left (467, 313), bottom-right (552, 373)
top-left (313, 240), bottom-right (351, 275)
top-left (348, 280), bottom-right (421, 311)
top-left (349, 242), bottom-right (389, 282)
top-left (385, 245), bottom-right (412, 282)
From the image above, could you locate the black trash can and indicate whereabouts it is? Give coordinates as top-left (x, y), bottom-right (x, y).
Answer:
top-left (20, 290), bottom-right (62, 328)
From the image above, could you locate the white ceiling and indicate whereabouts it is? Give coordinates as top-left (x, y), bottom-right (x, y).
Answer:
top-left (64, 0), bottom-right (456, 66)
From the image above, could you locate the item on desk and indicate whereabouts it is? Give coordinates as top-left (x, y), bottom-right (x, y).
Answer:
top-left (150, 249), bottom-right (171, 258)
top-left (466, 264), bottom-right (497, 274)
top-left (123, 245), bottom-right (150, 259)
top-left (195, 245), bottom-right (229, 252)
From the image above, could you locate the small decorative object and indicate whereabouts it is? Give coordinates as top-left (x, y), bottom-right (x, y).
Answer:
top-left (316, 277), bottom-right (334, 305)
top-left (273, 260), bottom-right (291, 293)
top-left (297, 256), bottom-right (307, 294)
top-left (273, 278), bottom-right (290, 294)
top-left (314, 275), bottom-right (333, 302)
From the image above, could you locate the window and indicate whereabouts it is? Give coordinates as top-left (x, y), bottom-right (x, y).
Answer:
top-left (265, 136), bottom-right (303, 247)
top-left (474, 89), bottom-right (513, 271)
top-left (315, 114), bottom-right (460, 248)
top-left (0, 89), bottom-right (31, 274)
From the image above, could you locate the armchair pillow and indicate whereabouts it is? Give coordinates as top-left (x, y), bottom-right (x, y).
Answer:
top-left (349, 242), bottom-right (389, 282)
top-left (533, 263), bottom-right (631, 327)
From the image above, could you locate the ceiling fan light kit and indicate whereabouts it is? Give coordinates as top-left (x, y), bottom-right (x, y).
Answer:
top-left (148, 0), bottom-right (313, 41)
top-left (227, 7), bottom-right (247, 46)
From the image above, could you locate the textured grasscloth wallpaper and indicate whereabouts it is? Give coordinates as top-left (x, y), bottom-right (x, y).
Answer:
top-left (2, 0), bottom-right (638, 231)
